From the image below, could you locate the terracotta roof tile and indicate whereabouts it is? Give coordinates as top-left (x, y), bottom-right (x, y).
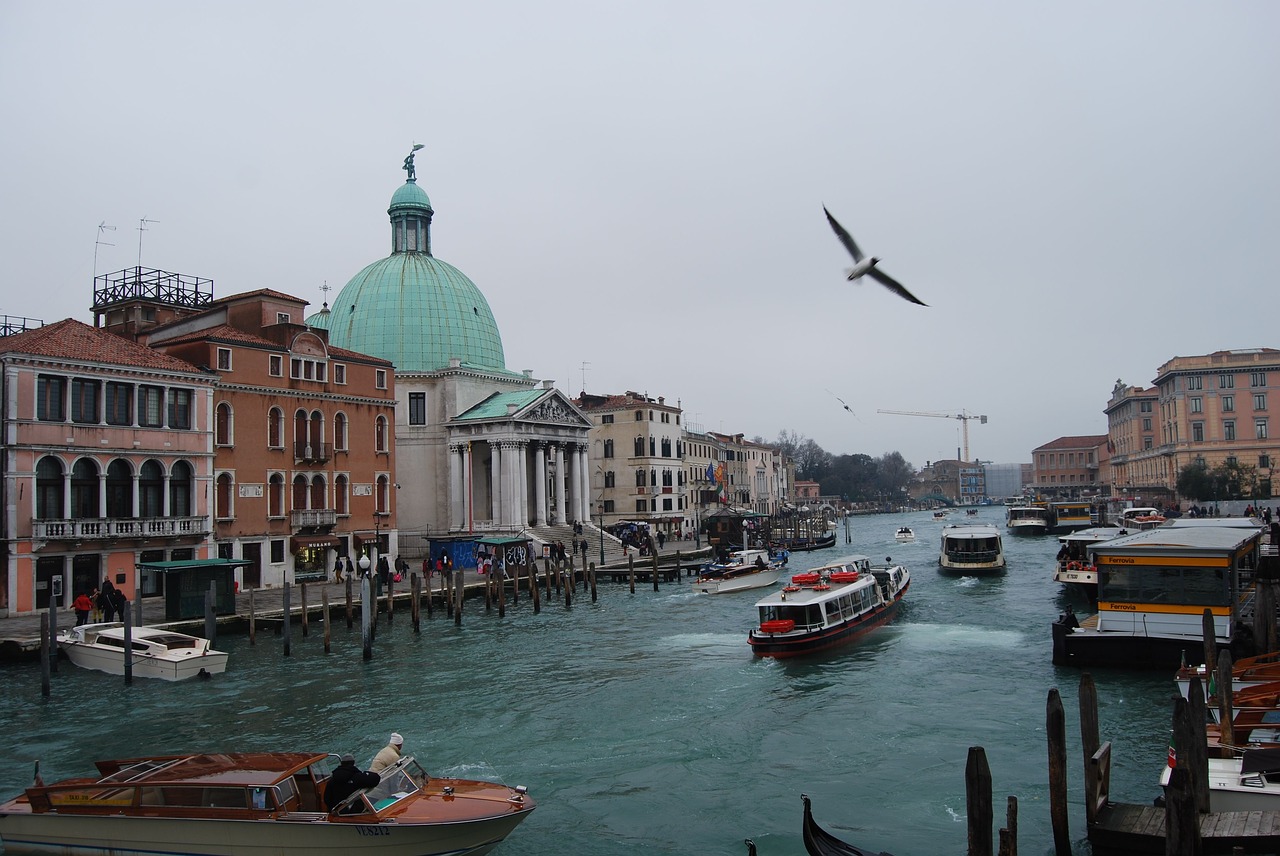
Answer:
top-left (0, 318), bottom-right (204, 374)
top-left (210, 288), bottom-right (309, 306)
top-left (1035, 435), bottom-right (1109, 451)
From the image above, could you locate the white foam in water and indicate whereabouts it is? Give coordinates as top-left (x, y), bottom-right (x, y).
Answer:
top-left (900, 622), bottom-right (1024, 649)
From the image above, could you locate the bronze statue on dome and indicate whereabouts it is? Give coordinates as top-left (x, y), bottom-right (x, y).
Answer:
top-left (403, 143), bottom-right (425, 181)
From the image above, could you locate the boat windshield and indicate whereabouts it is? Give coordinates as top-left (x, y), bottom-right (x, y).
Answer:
top-left (363, 756), bottom-right (426, 810)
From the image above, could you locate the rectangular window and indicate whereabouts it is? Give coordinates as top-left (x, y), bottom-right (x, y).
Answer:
top-left (1142, 417), bottom-right (1152, 431)
top-left (1224, 420), bottom-right (1236, 441)
top-left (216, 348), bottom-right (232, 370)
top-left (636, 499), bottom-right (648, 512)
top-left (603, 500), bottom-right (615, 513)
top-left (408, 392), bottom-right (426, 425)
top-left (291, 358), bottom-right (301, 379)
top-left (277, 312), bottom-right (290, 324)
top-left (36, 375), bottom-right (65, 421)
top-left (269, 355), bottom-right (283, 377)
top-left (1223, 395), bottom-right (1234, 413)
top-left (138, 385), bottom-right (163, 427)
top-left (1252, 371), bottom-right (1267, 387)
top-left (1143, 437), bottom-right (1153, 450)
top-left (1255, 393), bottom-right (1267, 411)
top-left (71, 378), bottom-right (100, 424)
top-left (601, 414), bottom-right (614, 424)
top-left (1140, 401), bottom-right (1153, 412)
top-left (333, 364), bottom-right (346, 384)
top-left (105, 382), bottom-right (132, 425)
top-left (1190, 397), bottom-right (1202, 414)
top-left (375, 369), bottom-right (387, 390)
top-left (1186, 376), bottom-right (1203, 390)
top-left (1257, 419), bottom-right (1269, 440)
top-left (1261, 454), bottom-right (1271, 469)
top-left (1191, 422), bottom-right (1204, 442)
top-left (168, 388), bottom-right (192, 429)
top-left (1220, 374), bottom-right (1235, 389)
top-left (270, 539), bottom-right (285, 564)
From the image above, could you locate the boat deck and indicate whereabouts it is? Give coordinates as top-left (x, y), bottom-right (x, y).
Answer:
top-left (1091, 802), bottom-right (1280, 854)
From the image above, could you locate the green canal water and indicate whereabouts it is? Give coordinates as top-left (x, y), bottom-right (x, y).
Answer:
top-left (0, 506), bottom-right (1177, 855)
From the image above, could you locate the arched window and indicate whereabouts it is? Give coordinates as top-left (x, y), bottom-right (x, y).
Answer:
top-left (604, 470), bottom-right (615, 488)
top-left (70, 459), bottom-right (100, 519)
top-left (215, 473), bottom-right (233, 519)
top-left (294, 409), bottom-right (308, 456)
top-left (376, 475), bottom-right (389, 514)
top-left (268, 407), bottom-right (284, 448)
top-left (169, 460), bottom-right (193, 517)
top-left (634, 436), bottom-right (644, 456)
top-left (375, 416), bottom-right (388, 453)
top-left (635, 410), bottom-right (643, 422)
top-left (334, 412), bottom-right (348, 451)
top-left (310, 474), bottom-right (326, 510)
top-left (603, 439), bottom-right (614, 459)
top-left (35, 456), bottom-right (64, 519)
top-left (650, 468), bottom-right (657, 486)
top-left (335, 474), bottom-right (349, 515)
top-left (309, 410), bottom-right (323, 449)
top-left (215, 402), bottom-right (233, 445)
top-left (661, 438), bottom-right (672, 457)
top-left (662, 469), bottom-right (673, 487)
top-left (635, 469), bottom-right (646, 487)
top-left (268, 473), bottom-right (285, 517)
top-left (649, 437), bottom-right (656, 456)
top-left (139, 460), bottom-right (163, 518)
top-left (106, 459), bottom-right (132, 518)
top-left (292, 475), bottom-right (308, 510)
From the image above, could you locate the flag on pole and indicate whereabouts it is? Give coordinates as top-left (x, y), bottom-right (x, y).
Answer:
top-left (706, 461), bottom-right (716, 484)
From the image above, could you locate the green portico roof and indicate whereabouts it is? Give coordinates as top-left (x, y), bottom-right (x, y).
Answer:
top-left (455, 389), bottom-right (546, 421)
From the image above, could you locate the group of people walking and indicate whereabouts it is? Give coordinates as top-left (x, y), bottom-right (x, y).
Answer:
top-left (72, 579), bottom-right (128, 627)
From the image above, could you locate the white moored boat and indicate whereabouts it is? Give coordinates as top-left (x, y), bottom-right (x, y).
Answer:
top-left (58, 623), bottom-right (228, 681)
top-left (693, 549), bottom-right (781, 594)
top-left (0, 751), bottom-right (534, 856)
top-left (1159, 749), bottom-right (1280, 812)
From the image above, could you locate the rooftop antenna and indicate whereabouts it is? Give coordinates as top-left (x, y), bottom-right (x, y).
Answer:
top-left (93, 221), bottom-right (116, 277)
top-left (137, 217), bottom-right (159, 267)
top-left (580, 361), bottom-right (591, 394)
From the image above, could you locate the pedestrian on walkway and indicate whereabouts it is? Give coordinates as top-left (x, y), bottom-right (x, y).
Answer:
top-left (73, 591), bottom-right (93, 626)
top-left (99, 580), bottom-right (118, 623)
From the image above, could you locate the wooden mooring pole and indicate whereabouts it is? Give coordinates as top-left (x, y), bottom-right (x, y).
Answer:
top-left (345, 576), bottom-right (354, 630)
top-left (565, 557), bottom-right (573, 609)
top-left (628, 554), bottom-right (636, 594)
top-left (651, 550), bottom-right (659, 592)
top-left (282, 582), bottom-right (292, 657)
top-left (454, 569), bottom-right (464, 626)
top-left (322, 589), bottom-right (331, 654)
top-left (999, 796), bottom-right (1017, 856)
top-left (411, 574), bottom-right (421, 632)
top-left (1046, 688), bottom-right (1070, 856)
top-left (966, 746), bottom-right (993, 856)
top-left (1079, 673), bottom-right (1101, 825)
top-left (40, 613), bottom-right (50, 697)
top-left (589, 562), bottom-right (597, 602)
top-left (205, 581), bottom-right (216, 645)
top-left (300, 582), bottom-right (309, 637)
top-left (361, 576), bottom-right (372, 660)
top-left (248, 588), bottom-right (256, 646)
top-left (122, 606), bottom-right (133, 686)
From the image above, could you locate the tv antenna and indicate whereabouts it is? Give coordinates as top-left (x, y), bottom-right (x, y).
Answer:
top-left (580, 361), bottom-right (591, 394)
top-left (137, 217), bottom-right (159, 266)
top-left (93, 221), bottom-right (116, 277)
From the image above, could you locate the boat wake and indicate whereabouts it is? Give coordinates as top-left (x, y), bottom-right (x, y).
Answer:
top-left (900, 623), bottom-right (1024, 649)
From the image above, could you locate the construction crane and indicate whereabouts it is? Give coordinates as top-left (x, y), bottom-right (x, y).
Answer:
top-left (876, 409), bottom-right (988, 462)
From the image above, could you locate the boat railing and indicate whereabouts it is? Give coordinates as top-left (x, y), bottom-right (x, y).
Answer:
top-left (946, 549), bottom-right (1000, 563)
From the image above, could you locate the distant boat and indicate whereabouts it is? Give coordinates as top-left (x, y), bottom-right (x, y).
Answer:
top-left (801, 793), bottom-right (894, 856)
top-left (1005, 505), bottom-right (1050, 536)
top-left (58, 623), bottom-right (228, 681)
top-left (894, 527), bottom-right (914, 543)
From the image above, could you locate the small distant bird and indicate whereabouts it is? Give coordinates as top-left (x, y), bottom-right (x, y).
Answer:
top-left (825, 389), bottom-right (862, 421)
top-left (823, 206), bottom-right (927, 306)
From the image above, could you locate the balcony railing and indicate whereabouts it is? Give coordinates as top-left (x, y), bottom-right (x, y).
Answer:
top-left (292, 509), bottom-right (338, 528)
top-left (32, 516), bottom-right (210, 541)
top-left (294, 441), bottom-right (333, 463)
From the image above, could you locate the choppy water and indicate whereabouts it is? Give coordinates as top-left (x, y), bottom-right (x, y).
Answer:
top-left (0, 507), bottom-right (1178, 855)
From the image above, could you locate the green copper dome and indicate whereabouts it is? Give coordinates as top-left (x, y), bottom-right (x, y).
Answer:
top-left (324, 158), bottom-right (506, 374)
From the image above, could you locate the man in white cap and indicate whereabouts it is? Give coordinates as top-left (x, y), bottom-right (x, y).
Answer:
top-left (370, 732), bottom-right (404, 773)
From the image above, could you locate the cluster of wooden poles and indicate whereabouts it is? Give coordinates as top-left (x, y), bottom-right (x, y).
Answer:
top-left (37, 551), bottom-right (678, 694)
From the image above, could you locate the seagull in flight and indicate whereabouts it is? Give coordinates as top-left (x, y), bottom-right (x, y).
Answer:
top-left (823, 206), bottom-right (927, 306)
top-left (825, 389), bottom-right (861, 420)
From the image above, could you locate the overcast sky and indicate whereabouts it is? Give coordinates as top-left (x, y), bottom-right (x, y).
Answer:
top-left (2, 2), bottom-right (1276, 469)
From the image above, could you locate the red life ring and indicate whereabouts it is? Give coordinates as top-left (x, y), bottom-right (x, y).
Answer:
top-left (760, 619), bottom-right (795, 633)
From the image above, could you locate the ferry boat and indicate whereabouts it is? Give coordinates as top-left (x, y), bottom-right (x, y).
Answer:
top-left (0, 751), bottom-right (534, 856)
top-left (1049, 500), bottom-right (1094, 533)
top-left (58, 624), bottom-right (228, 681)
top-left (1051, 524), bottom-right (1264, 669)
top-left (938, 524), bottom-right (1005, 574)
top-left (1005, 505), bottom-right (1050, 536)
top-left (693, 549), bottom-right (781, 595)
top-left (747, 555), bottom-right (910, 658)
top-left (1051, 526), bottom-right (1125, 598)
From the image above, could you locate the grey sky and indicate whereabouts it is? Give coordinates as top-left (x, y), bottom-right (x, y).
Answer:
top-left (2, 2), bottom-right (1276, 469)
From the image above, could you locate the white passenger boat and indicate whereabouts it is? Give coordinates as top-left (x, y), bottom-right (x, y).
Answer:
top-left (58, 623), bottom-right (228, 681)
top-left (1052, 526), bottom-right (1125, 595)
top-left (894, 527), bottom-right (915, 543)
top-left (938, 524), bottom-right (1005, 574)
top-left (748, 555), bottom-right (910, 658)
top-left (0, 751), bottom-right (534, 856)
top-left (1159, 750), bottom-right (1280, 812)
top-left (1005, 505), bottom-right (1050, 536)
top-left (693, 549), bottom-right (781, 594)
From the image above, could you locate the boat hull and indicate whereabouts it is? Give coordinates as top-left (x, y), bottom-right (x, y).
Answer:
top-left (747, 593), bottom-right (905, 658)
top-left (1051, 618), bottom-right (1214, 669)
top-left (694, 568), bottom-right (780, 594)
top-left (0, 809), bottom-right (530, 856)
top-left (60, 644), bottom-right (227, 681)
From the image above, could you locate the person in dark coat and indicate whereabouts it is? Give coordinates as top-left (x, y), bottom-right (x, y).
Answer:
top-left (99, 580), bottom-right (118, 623)
top-left (325, 754), bottom-right (380, 812)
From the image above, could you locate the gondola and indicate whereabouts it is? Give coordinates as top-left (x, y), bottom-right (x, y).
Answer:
top-left (801, 793), bottom-right (894, 856)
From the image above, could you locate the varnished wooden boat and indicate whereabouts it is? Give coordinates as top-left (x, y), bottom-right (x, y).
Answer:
top-left (801, 793), bottom-right (894, 856)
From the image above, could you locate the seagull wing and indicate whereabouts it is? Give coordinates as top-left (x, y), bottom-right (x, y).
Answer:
top-left (823, 207), bottom-right (864, 263)
top-left (867, 267), bottom-right (928, 306)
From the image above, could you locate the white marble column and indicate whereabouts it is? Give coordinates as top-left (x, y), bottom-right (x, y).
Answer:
top-left (576, 444), bottom-right (591, 524)
top-left (535, 443), bottom-right (548, 526)
top-left (500, 441), bottom-right (518, 528)
top-left (516, 441), bottom-right (529, 527)
top-left (553, 444), bottom-right (567, 526)
top-left (449, 443), bottom-right (464, 531)
top-left (489, 441), bottom-right (502, 525)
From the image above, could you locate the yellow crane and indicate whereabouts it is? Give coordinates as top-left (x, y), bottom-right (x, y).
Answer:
top-left (876, 409), bottom-right (989, 462)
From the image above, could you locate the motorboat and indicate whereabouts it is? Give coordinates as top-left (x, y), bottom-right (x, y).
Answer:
top-left (0, 751), bottom-right (535, 856)
top-left (894, 527), bottom-right (915, 543)
top-left (932, 511), bottom-right (948, 521)
top-left (58, 623), bottom-right (228, 681)
top-left (1005, 505), bottom-right (1050, 536)
top-left (747, 555), bottom-right (910, 658)
top-left (1159, 749), bottom-right (1280, 813)
top-left (1117, 506), bottom-right (1167, 530)
top-left (693, 549), bottom-right (781, 595)
top-left (801, 793), bottom-right (892, 856)
top-left (1051, 526), bottom-right (1125, 596)
top-left (938, 524), bottom-right (1005, 574)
